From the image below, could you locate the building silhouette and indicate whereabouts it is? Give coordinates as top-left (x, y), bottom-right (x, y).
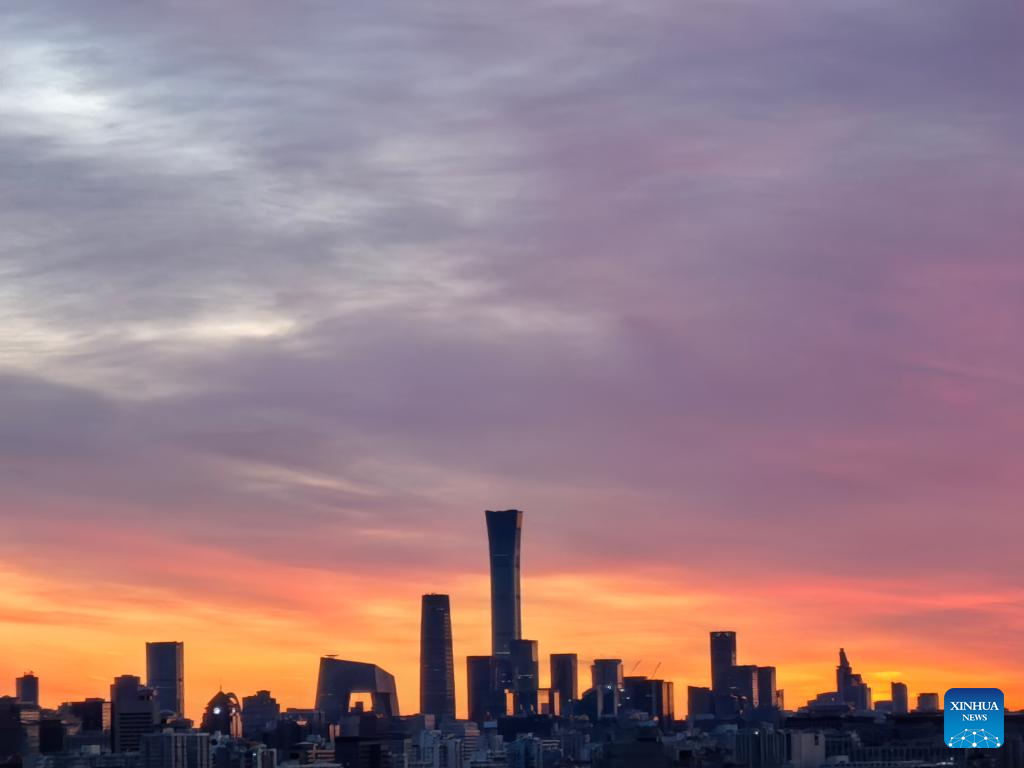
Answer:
top-left (146, 642), bottom-right (185, 718)
top-left (836, 648), bottom-right (871, 711)
top-left (241, 690), bottom-right (280, 740)
top-left (64, 698), bottom-right (111, 734)
top-left (507, 640), bottom-right (539, 715)
top-left (756, 666), bottom-right (778, 710)
top-left (200, 691), bottom-right (241, 738)
top-left (591, 659), bottom-right (623, 690)
top-left (466, 656), bottom-right (505, 723)
top-left (419, 594), bottom-right (456, 721)
top-left (687, 686), bottom-right (714, 719)
top-left (623, 677), bottom-right (675, 722)
top-left (916, 692), bottom-right (940, 713)
top-left (709, 631), bottom-right (736, 695)
top-left (140, 730), bottom-right (210, 768)
top-left (110, 675), bottom-right (159, 752)
top-left (891, 681), bottom-right (909, 715)
top-left (591, 659), bottom-right (624, 718)
top-left (549, 654), bottom-right (578, 717)
top-left (16, 673), bottom-right (39, 707)
top-left (315, 658), bottom-right (400, 722)
top-left (485, 510), bottom-right (523, 656)
top-left (729, 664), bottom-right (759, 709)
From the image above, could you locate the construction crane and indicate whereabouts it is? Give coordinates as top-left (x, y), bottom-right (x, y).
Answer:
top-left (630, 660), bottom-right (643, 674)
top-left (651, 661), bottom-right (662, 676)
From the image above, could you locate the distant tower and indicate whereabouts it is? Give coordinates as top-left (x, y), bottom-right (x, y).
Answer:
top-left (486, 510), bottom-right (523, 655)
top-left (110, 675), bottom-right (159, 752)
top-left (756, 666), bottom-right (778, 710)
top-left (241, 690), bottom-right (280, 740)
top-left (709, 631), bottom-right (736, 695)
top-left (591, 659), bottom-right (624, 717)
top-left (200, 691), bottom-right (242, 738)
top-left (891, 681), bottom-right (909, 715)
top-left (467, 656), bottom-right (505, 723)
top-left (550, 654), bottom-right (579, 717)
top-left (420, 594), bottom-right (456, 721)
top-left (916, 692), bottom-right (940, 713)
top-left (591, 659), bottom-right (624, 690)
top-left (146, 642), bottom-right (184, 717)
top-left (508, 640), bottom-right (540, 715)
top-left (836, 648), bottom-right (871, 710)
top-left (836, 647), bottom-right (853, 695)
top-left (16, 673), bottom-right (39, 707)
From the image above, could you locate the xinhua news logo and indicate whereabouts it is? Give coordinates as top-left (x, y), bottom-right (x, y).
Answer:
top-left (944, 688), bottom-right (1004, 748)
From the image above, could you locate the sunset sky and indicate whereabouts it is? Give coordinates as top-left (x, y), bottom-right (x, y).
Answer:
top-left (1, 1), bottom-right (1023, 721)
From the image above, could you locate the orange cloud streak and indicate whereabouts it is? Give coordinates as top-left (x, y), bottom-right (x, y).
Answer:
top-left (2, 535), bottom-right (1020, 720)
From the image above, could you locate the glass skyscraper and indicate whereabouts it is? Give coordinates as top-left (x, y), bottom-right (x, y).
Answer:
top-left (709, 631), bottom-right (736, 695)
top-left (549, 654), bottom-right (578, 717)
top-left (485, 510), bottom-right (523, 656)
top-left (420, 594), bottom-right (456, 721)
top-left (146, 641), bottom-right (185, 717)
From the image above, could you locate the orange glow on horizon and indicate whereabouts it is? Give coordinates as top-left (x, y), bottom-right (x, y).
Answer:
top-left (2, 540), bottom-right (1020, 721)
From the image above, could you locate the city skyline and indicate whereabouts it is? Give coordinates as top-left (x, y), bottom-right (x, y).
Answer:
top-left (2, 511), bottom-right (1016, 722)
top-left (3, 0), bottom-right (1023, 738)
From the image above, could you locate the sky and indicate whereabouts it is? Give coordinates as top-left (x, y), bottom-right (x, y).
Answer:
top-left (1, 0), bottom-right (1023, 721)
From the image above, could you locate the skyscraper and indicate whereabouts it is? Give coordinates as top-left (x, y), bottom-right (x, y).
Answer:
top-left (64, 699), bottom-right (110, 733)
top-left (140, 730), bottom-right (210, 768)
top-left (420, 594), bottom-right (456, 721)
top-left (622, 677), bottom-right (674, 723)
top-left (687, 686), bottom-right (714, 719)
top-left (467, 656), bottom-right (505, 723)
top-left (146, 642), bottom-right (184, 717)
top-left (110, 676), bottom-right (159, 752)
top-left (591, 659), bottom-right (623, 717)
top-left (241, 691), bottom-right (280, 740)
top-left (709, 631), bottom-right (736, 695)
top-left (891, 681), bottom-right (909, 715)
top-left (507, 640), bottom-right (539, 715)
top-left (485, 510), bottom-right (523, 656)
top-left (730, 664), bottom-right (760, 709)
top-left (836, 648), bottom-right (871, 711)
top-left (16, 673), bottom-right (39, 707)
top-left (549, 654), bottom-right (578, 717)
top-left (591, 659), bottom-right (623, 690)
top-left (756, 666), bottom-right (778, 710)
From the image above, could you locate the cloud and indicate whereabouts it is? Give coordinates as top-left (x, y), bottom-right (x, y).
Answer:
top-left (2, 0), bottom-right (1023, 714)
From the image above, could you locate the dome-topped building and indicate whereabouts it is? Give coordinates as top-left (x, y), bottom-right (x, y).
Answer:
top-left (200, 690), bottom-right (242, 738)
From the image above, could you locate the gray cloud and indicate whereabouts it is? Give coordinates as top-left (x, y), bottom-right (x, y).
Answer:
top-left (2, 0), bottom-right (1023, 596)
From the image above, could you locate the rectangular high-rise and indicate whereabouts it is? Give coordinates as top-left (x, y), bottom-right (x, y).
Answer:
top-left (730, 665), bottom-right (759, 708)
top-left (146, 642), bottom-right (184, 717)
top-left (241, 691), bottom-right (280, 740)
top-left (687, 686), bottom-right (714, 719)
top-left (110, 676), bottom-right (159, 752)
top-left (507, 640), bottom-right (539, 715)
top-left (756, 666), bottom-right (777, 710)
top-left (16, 674), bottom-right (39, 707)
top-left (709, 631), bottom-right (736, 695)
top-left (420, 594), bottom-right (456, 721)
top-left (466, 656), bottom-right (505, 723)
top-left (549, 654), bottom-right (578, 717)
top-left (891, 681), bottom-right (909, 715)
top-left (591, 659), bottom-right (623, 717)
top-left (140, 731), bottom-right (210, 768)
top-left (485, 510), bottom-right (523, 656)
